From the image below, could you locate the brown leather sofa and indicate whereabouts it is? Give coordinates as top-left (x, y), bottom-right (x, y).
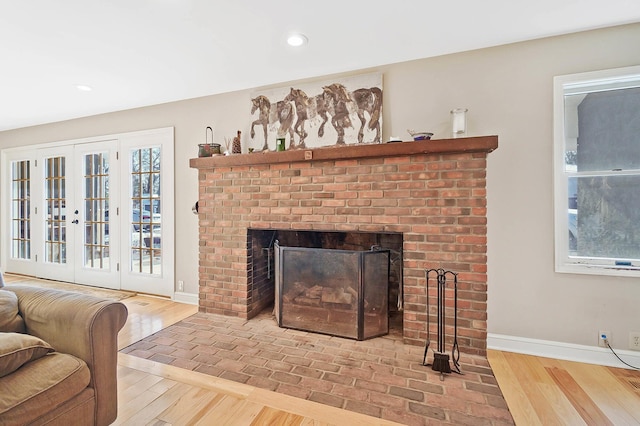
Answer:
top-left (0, 284), bottom-right (128, 425)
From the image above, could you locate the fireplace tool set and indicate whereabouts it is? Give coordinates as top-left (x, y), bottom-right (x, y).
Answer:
top-left (422, 268), bottom-right (461, 380)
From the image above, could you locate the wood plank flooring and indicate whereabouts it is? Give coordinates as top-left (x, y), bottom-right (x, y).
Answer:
top-left (487, 349), bottom-right (640, 425)
top-left (5, 274), bottom-right (639, 424)
top-left (116, 353), bottom-right (401, 425)
top-left (117, 295), bottom-right (401, 425)
top-left (118, 294), bottom-right (198, 350)
top-left (119, 296), bottom-right (640, 425)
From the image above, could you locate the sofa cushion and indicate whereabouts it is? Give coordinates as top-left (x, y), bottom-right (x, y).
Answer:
top-left (0, 290), bottom-right (25, 333)
top-left (0, 333), bottom-right (54, 378)
top-left (0, 352), bottom-right (91, 424)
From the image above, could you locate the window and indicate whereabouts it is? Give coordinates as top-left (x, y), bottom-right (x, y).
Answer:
top-left (554, 66), bottom-right (640, 276)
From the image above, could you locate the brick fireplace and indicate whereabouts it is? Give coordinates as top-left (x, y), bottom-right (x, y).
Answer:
top-left (190, 136), bottom-right (498, 356)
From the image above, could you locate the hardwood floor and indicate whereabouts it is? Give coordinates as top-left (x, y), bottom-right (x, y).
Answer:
top-left (118, 295), bottom-right (640, 425)
top-left (488, 349), bottom-right (640, 425)
top-left (118, 294), bottom-right (198, 350)
top-left (117, 295), bottom-right (401, 425)
top-left (6, 272), bottom-right (636, 425)
top-left (116, 353), bottom-right (400, 425)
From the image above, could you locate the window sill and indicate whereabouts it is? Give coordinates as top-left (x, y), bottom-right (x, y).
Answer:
top-left (556, 262), bottom-right (640, 278)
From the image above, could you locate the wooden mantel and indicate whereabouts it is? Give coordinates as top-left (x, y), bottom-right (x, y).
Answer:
top-left (189, 135), bottom-right (498, 169)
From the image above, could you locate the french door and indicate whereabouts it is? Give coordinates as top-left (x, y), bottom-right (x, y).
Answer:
top-left (74, 141), bottom-right (120, 287)
top-left (2, 128), bottom-right (174, 296)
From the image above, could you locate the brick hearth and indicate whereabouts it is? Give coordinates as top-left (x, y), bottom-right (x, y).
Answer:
top-left (191, 136), bottom-right (498, 356)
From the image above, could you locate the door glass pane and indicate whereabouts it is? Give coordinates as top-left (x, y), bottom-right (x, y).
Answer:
top-left (45, 157), bottom-right (66, 264)
top-left (130, 147), bottom-right (162, 275)
top-left (10, 160), bottom-right (30, 259)
top-left (83, 152), bottom-right (110, 269)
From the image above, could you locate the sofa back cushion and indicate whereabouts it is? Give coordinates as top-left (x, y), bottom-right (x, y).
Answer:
top-left (0, 290), bottom-right (25, 333)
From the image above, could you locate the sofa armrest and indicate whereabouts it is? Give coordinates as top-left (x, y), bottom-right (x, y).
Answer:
top-left (8, 285), bottom-right (128, 426)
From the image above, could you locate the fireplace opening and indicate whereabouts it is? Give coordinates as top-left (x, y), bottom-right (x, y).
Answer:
top-left (247, 229), bottom-right (403, 333)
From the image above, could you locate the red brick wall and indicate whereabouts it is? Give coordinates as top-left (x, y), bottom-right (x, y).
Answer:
top-left (197, 151), bottom-right (489, 356)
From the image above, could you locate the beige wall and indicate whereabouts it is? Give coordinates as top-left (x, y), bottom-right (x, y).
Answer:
top-left (1, 23), bottom-right (639, 350)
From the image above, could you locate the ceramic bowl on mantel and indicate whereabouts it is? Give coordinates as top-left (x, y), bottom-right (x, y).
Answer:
top-left (407, 130), bottom-right (434, 141)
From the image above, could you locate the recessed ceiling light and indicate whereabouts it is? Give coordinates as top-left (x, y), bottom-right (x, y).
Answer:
top-left (76, 84), bottom-right (93, 92)
top-left (287, 33), bottom-right (308, 47)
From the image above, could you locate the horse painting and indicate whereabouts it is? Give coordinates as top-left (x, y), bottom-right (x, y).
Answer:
top-left (249, 73), bottom-right (382, 149)
top-left (350, 87), bottom-right (382, 143)
top-left (283, 88), bottom-right (309, 148)
top-left (283, 87), bottom-right (335, 148)
top-left (313, 92), bottom-right (330, 139)
top-left (250, 95), bottom-right (271, 151)
top-left (322, 83), bottom-right (353, 145)
top-left (269, 100), bottom-right (295, 144)
top-left (250, 95), bottom-right (296, 150)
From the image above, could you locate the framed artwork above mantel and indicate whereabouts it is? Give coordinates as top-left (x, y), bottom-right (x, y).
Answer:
top-left (248, 72), bottom-right (383, 152)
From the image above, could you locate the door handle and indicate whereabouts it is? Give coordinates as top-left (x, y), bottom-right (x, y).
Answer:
top-left (72, 219), bottom-right (79, 224)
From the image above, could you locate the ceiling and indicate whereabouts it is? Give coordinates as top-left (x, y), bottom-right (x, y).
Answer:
top-left (2, 0), bottom-right (639, 132)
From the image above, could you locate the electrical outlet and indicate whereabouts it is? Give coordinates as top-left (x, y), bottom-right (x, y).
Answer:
top-left (177, 280), bottom-right (184, 292)
top-left (630, 332), bottom-right (640, 351)
top-left (598, 330), bottom-right (610, 347)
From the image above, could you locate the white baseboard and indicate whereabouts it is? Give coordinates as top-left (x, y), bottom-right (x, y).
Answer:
top-left (172, 291), bottom-right (198, 305)
top-left (488, 333), bottom-right (640, 369)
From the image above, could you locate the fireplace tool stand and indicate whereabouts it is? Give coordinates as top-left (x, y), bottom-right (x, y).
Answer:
top-left (422, 268), bottom-right (461, 380)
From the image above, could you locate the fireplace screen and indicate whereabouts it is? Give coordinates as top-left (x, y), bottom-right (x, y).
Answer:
top-left (275, 242), bottom-right (389, 340)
